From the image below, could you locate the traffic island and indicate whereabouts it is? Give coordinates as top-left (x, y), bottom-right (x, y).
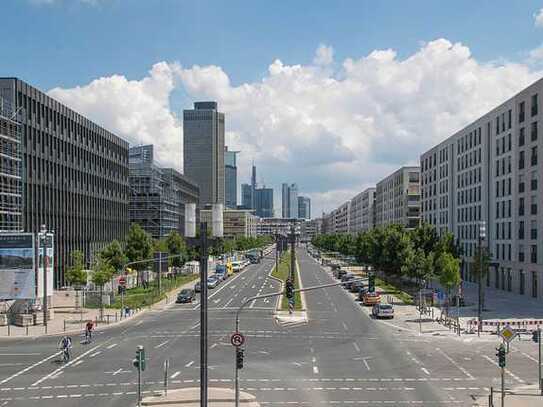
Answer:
top-left (141, 387), bottom-right (260, 406)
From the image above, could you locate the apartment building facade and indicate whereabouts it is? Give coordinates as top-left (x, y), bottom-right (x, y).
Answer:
top-left (421, 77), bottom-right (543, 299)
top-left (375, 166), bottom-right (421, 229)
top-left (349, 187), bottom-right (375, 234)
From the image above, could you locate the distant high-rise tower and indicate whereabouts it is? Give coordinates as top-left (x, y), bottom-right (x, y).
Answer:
top-left (183, 101), bottom-right (225, 207)
top-left (251, 162), bottom-right (257, 209)
top-left (241, 183), bottom-right (252, 209)
top-left (224, 146), bottom-right (238, 209)
top-left (281, 183), bottom-right (299, 218)
top-left (298, 196), bottom-right (311, 220)
top-left (255, 187), bottom-right (274, 218)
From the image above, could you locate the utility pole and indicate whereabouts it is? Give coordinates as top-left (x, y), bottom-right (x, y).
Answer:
top-left (478, 221), bottom-right (486, 337)
top-left (199, 221), bottom-right (208, 407)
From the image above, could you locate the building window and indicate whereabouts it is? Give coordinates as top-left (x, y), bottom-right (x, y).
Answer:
top-left (519, 151), bottom-right (525, 169)
top-left (531, 146), bottom-right (538, 166)
top-left (531, 220), bottom-right (537, 240)
top-left (532, 195), bottom-right (538, 215)
top-left (519, 197), bottom-right (525, 216)
top-left (532, 94), bottom-right (538, 117)
top-left (520, 101), bottom-right (525, 123)
top-left (519, 221), bottom-right (525, 239)
top-left (519, 245), bottom-right (525, 262)
top-left (507, 269), bottom-right (512, 291)
top-left (520, 270), bottom-right (525, 295)
top-left (532, 178), bottom-right (538, 191)
top-left (520, 127), bottom-right (525, 146)
top-left (532, 271), bottom-right (538, 298)
top-left (532, 121), bottom-right (538, 142)
top-left (531, 245), bottom-right (538, 264)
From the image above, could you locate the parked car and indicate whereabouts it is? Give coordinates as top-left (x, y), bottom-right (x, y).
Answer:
top-left (207, 276), bottom-right (220, 289)
top-left (176, 289), bottom-right (195, 303)
top-left (341, 273), bottom-right (355, 289)
top-left (335, 269), bottom-right (347, 280)
top-left (362, 291), bottom-right (381, 306)
top-left (358, 287), bottom-right (369, 301)
top-left (194, 281), bottom-right (201, 293)
top-left (350, 279), bottom-right (365, 293)
top-left (372, 303), bottom-right (394, 319)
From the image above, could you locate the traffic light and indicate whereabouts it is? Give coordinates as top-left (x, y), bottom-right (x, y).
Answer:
top-left (285, 280), bottom-right (294, 300)
top-left (133, 346), bottom-right (146, 371)
top-left (368, 273), bottom-right (375, 293)
top-left (496, 345), bottom-right (506, 368)
top-left (236, 348), bottom-right (244, 369)
top-left (533, 330), bottom-right (541, 343)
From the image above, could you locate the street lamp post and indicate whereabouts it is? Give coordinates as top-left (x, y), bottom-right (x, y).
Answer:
top-left (478, 221), bottom-right (486, 337)
top-left (38, 224), bottom-right (54, 333)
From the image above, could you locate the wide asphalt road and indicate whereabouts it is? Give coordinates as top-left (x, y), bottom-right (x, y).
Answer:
top-left (0, 247), bottom-right (540, 406)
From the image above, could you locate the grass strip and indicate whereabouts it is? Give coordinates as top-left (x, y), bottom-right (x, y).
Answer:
top-left (271, 251), bottom-right (302, 311)
top-left (376, 277), bottom-right (414, 305)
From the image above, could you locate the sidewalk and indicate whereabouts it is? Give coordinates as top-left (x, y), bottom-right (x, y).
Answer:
top-left (474, 384), bottom-right (543, 406)
top-left (0, 277), bottom-right (199, 339)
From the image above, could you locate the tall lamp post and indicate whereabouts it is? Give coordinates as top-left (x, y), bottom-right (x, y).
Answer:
top-left (38, 224), bottom-right (54, 333)
top-left (478, 221), bottom-right (486, 337)
top-left (184, 203), bottom-right (223, 407)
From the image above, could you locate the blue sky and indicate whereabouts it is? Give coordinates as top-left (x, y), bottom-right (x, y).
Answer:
top-left (4, 0), bottom-right (543, 216)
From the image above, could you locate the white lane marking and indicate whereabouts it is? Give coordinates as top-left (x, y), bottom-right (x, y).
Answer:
top-left (230, 285), bottom-right (236, 289)
top-left (313, 366), bottom-right (319, 374)
top-left (31, 343), bottom-right (102, 386)
top-left (185, 361), bottom-right (194, 368)
top-left (154, 341), bottom-right (169, 349)
top-left (223, 298), bottom-right (235, 308)
top-left (89, 351), bottom-right (102, 358)
top-left (353, 342), bottom-right (360, 353)
top-left (210, 343), bottom-right (218, 349)
top-left (421, 367), bottom-right (430, 375)
top-left (106, 344), bottom-right (118, 350)
top-left (214, 299), bottom-right (221, 304)
top-left (72, 360), bottom-right (83, 367)
top-left (135, 321), bottom-right (143, 326)
top-left (170, 371), bottom-right (181, 379)
top-left (0, 351), bottom-right (61, 385)
top-left (342, 322), bottom-right (349, 331)
top-left (436, 348), bottom-right (474, 379)
top-left (363, 359), bottom-right (371, 371)
top-left (194, 269), bottom-right (248, 309)
top-left (482, 355), bottom-right (525, 384)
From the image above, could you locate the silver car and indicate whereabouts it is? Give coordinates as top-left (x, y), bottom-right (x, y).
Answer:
top-left (372, 303), bottom-right (394, 319)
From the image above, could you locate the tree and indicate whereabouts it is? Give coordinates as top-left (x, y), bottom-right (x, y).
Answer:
top-left (100, 240), bottom-right (127, 275)
top-left (381, 225), bottom-right (411, 275)
top-left (91, 256), bottom-right (115, 321)
top-left (125, 224), bottom-right (154, 286)
top-left (164, 230), bottom-right (187, 268)
top-left (471, 245), bottom-right (491, 308)
top-left (436, 252), bottom-right (461, 316)
top-left (401, 247), bottom-right (435, 287)
top-left (410, 223), bottom-right (439, 255)
top-left (223, 238), bottom-right (236, 256)
top-left (65, 250), bottom-right (87, 288)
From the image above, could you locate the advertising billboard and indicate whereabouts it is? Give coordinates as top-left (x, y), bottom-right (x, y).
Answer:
top-left (0, 233), bottom-right (36, 300)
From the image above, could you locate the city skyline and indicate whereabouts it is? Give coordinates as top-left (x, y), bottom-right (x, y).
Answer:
top-left (5, 2), bottom-right (543, 215)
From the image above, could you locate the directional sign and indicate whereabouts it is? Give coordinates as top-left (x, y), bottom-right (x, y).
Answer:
top-left (231, 332), bottom-right (245, 347)
top-left (499, 325), bottom-right (517, 343)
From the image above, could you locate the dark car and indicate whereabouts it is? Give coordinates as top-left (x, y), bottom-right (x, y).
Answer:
top-left (341, 273), bottom-right (355, 289)
top-left (358, 287), bottom-right (369, 301)
top-left (336, 269), bottom-right (347, 280)
top-left (176, 288), bottom-right (195, 303)
top-left (194, 281), bottom-right (201, 293)
top-left (350, 279), bottom-right (365, 293)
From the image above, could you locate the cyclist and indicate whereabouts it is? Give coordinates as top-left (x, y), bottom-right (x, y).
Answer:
top-left (58, 335), bottom-right (72, 363)
top-left (85, 320), bottom-right (94, 343)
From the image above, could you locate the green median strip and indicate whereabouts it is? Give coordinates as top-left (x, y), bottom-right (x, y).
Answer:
top-left (375, 277), bottom-right (414, 305)
top-left (271, 251), bottom-right (302, 311)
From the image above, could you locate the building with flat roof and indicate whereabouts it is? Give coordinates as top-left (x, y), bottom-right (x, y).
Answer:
top-left (421, 77), bottom-right (543, 299)
top-left (129, 145), bottom-right (199, 239)
top-left (0, 77), bottom-right (129, 286)
top-left (200, 209), bottom-right (257, 239)
top-left (255, 187), bottom-right (274, 218)
top-left (256, 217), bottom-right (301, 236)
top-left (298, 196), bottom-right (311, 220)
top-left (281, 183), bottom-right (298, 218)
top-left (183, 101), bottom-right (225, 207)
top-left (375, 166), bottom-right (421, 229)
top-left (349, 188), bottom-right (376, 234)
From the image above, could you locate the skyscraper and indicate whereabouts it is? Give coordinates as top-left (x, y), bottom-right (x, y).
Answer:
top-left (281, 183), bottom-right (299, 218)
top-left (255, 187), bottom-right (274, 218)
top-left (251, 162), bottom-right (257, 209)
top-left (224, 146), bottom-right (238, 209)
top-left (241, 183), bottom-right (252, 209)
top-left (298, 196), bottom-right (311, 219)
top-left (183, 101), bottom-right (225, 207)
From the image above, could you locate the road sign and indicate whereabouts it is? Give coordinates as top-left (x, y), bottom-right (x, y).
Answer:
top-left (119, 276), bottom-right (126, 287)
top-left (231, 332), bottom-right (245, 347)
top-left (499, 325), bottom-right (517, 343)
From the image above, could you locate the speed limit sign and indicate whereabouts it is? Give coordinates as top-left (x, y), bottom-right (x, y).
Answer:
top-left (231, 332), bottom-right (245, 347)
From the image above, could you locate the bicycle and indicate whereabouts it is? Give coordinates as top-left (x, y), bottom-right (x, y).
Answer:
top-left (62, 347), bottom-right (71, 363)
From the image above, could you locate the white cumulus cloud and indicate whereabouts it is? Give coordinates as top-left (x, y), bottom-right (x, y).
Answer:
top-left (535, 8), bottom-right (543, 27)
top-left (48, 39), bottom-right (543, 216)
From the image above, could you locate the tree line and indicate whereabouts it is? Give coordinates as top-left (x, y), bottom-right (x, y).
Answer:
top-left (312, 224), bottom-right (464, 299)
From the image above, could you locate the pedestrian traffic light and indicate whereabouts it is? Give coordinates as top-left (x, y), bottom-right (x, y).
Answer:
top-left (133, 346), bottom-right (146, 371)
top-left (285, 280), bottom-right (294, 300)
top-left (368, 273), bottom-right (375, 293)
top-left (533, 330), bottom-right (541, 343)
top-left (496, 345), bottom-right (506, 368)
top-left (236, 348), bottom-right (244, 369)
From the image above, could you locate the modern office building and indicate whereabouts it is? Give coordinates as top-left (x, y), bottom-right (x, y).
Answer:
top-left (224, 146), bottom-right (238, 209)
top-left (0, 97), bottom-right (22, 232)
top-left (255, 187), bottom-right (274, 218)
top-left (0, 77), bottom-right (130, 286)
top-left (200, 209), bottom-right (257, 239)
top-left (281, 183), bottom-right (299, 218)
top-left (256, 217), bottom-right (301, 236)
top-left (241, 183), bottom-right (252, 209)
top-left (129, 145), bottom-right (199, 239)
top-left (421, 77), bottom-right (543, 299)
top-left (251, 162), bottom-right (257, 210)
top-left (298, 196), bottom-right (311, 220)
top-left (349, 188), bottom-right (376, 233)
top-left (375, 166), bottom-right (421, 229)
top-left (301, 218), bottom-right (322, 242)
top-left (183, 101), bottom-right (225, 207)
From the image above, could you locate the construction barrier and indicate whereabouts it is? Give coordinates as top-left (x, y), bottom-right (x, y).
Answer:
top-left (467, 319), bottom-right (543, 333)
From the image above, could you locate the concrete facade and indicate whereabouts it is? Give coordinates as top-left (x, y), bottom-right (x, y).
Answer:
top-left (0, 77), bottom-right (130, 287)
top-left (200, 209), bottom-right (257, 239)
top-left (375, 166), bottom-right (421, 229)
top-left (183, 101), bottom-right (225, 207)
top-left (349, 187), bottom-right (375, 234)
top-left (421, 77), bottom-right (543, 299)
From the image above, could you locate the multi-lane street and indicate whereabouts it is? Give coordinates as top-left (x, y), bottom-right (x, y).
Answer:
top-left (0, 248), bottom-right (542, 406)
